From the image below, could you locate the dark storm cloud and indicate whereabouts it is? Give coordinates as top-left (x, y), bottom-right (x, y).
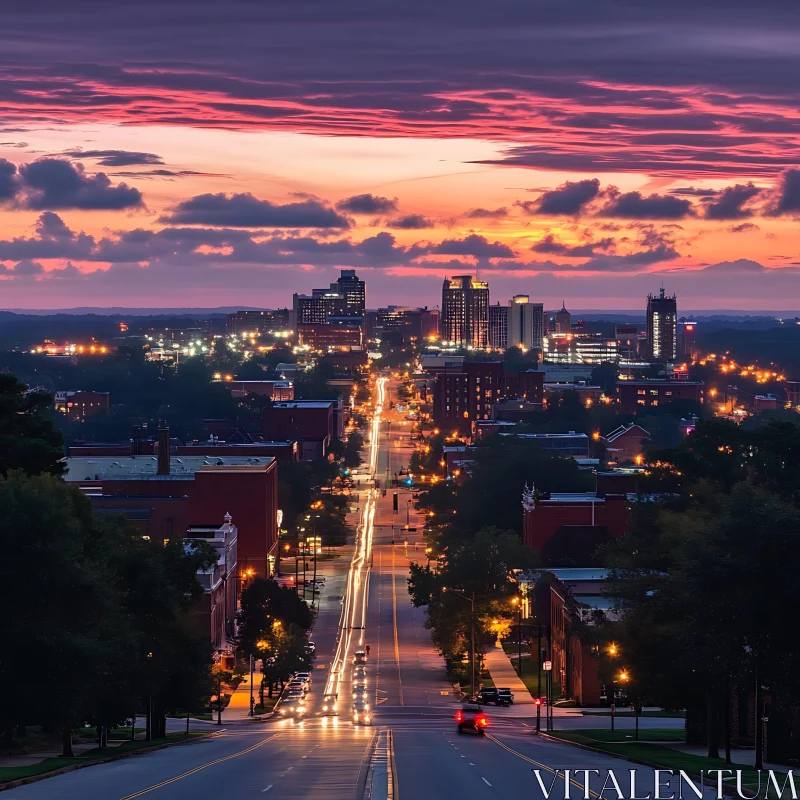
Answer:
top-left (17, 159), bottom-right (144, 210)
top-left (463, 207), bottom-right (509, 219)
top-left (2, 3), bottom-right (800, 177)
top-left (159, 192), bottom-right (350, 228)
top-left (426, 234), bottom-right (515, 258)
top-left (703, 183), bottom-right (762, 220)
top-left (335, 194), bottom-right (398, 214)
top-left (531, 235), bottom-right (615, 258)
top-left (0, 158), bottom-right (16, 200)
top-left (523, 180), bottom-right (601, 216)
top-left (767, 169), bottom-right (800, 216)
top-left (600, 190), bottom-right (693, 220)
top-left (386, 214), bottom-right (434, 230)
top-left (62, 149), bottom-right (164, 167)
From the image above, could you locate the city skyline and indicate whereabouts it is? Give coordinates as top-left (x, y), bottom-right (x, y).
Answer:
top-left (3, 3), bottom-right (800, 310)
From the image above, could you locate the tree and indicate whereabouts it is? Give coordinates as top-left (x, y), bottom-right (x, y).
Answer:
top-left (0, 471), bottom-right (214, 752)
top-left (0, 374), bottom-right (64, 477)
top-left (344, 432), bottom-right (363, 468)
top-left (238, 578), bottom-right (312, 657)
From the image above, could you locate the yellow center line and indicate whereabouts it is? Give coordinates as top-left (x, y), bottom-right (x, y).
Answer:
top-left (118, 733), bottom-right (283, 799)
top-left (484, 733), bottom-right (602, 799)
top-left (391, 544), bottom-right (404, 705)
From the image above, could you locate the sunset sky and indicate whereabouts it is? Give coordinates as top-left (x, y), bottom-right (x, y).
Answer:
top-left (2, 1), bottom-right (800, 310)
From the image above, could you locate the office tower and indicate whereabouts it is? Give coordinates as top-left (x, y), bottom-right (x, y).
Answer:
top-left (646, 288), bottom-right (677, 362)
top-left (554, 302), bottom-right (572, 334)
top-left (440, 275), bottom-right (489, 349)
top-left (508, 294), bottom-right (544, 352)
top-left (488, 303), bottom-right (508, 350)
top-left (679, 318), bottom-right (697, 360)
top-left (615, 324), bottom-right (639, 362)
top-left (334, 269), bottom-right (366, 317)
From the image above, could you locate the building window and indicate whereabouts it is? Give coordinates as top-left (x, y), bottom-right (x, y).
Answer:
top-left (650, 389), bottom-right (659, 396)
top-left (637, 399), bottom-right (645, 405)
top-left (637, 389), bottom-right (646, 396)
top-left (664, 391), bottom-right (673, 396)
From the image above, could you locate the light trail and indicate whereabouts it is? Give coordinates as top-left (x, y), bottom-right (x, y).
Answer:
top-left (325, 377), bottom-right (386, 703)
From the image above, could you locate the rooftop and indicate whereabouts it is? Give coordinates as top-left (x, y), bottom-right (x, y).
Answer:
top-left (63, 455), bottom-right (275, 481)
top-left (271, 401), bottom-right (334, 409)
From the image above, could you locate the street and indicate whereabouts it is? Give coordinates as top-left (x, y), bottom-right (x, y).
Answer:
top-left (5, 376), bottom-right (707, 800)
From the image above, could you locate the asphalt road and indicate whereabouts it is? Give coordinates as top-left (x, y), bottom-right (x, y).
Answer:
top-left (5, 376), bottom-right (710, 799)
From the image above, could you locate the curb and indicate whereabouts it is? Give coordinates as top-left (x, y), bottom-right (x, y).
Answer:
top-left (0, 730), bottom-right (226, 792)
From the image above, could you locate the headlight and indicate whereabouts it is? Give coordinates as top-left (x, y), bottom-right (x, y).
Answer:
top-left (322, 705), bottom-right (328, 711)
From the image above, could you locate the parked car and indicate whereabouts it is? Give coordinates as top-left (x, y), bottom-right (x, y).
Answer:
top-left (479, 687), bottom-right (513, 706)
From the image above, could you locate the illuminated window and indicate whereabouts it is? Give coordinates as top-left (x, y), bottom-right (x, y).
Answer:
top-left (637, 389), bottom-right (646, 396)
top-left (637, 399), bottom-right (645, 405)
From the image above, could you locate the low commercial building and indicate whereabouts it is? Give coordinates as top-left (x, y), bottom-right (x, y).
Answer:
top-left (54, 390), bottom-right (110, 421)
top-left (223, 380), bottom-right (294, 400)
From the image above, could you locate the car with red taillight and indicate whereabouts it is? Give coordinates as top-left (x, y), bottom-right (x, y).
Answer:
top-left (455, 703), bottom-right (488, 735)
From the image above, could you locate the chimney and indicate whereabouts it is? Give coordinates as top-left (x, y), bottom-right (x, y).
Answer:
top-left (157, 426), bottom-right (170, 475)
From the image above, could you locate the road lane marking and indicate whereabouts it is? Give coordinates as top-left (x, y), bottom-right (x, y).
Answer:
top-left (484, 733), bottom-right (601, 799)
top-left (391, 545), bottom-right (404, 705)
top-left (261, 786), bottom-right (273, 793)
top-left (482, 777), bottom-right (492, 786)
top-left (118, 733), bottom-right (283, 799)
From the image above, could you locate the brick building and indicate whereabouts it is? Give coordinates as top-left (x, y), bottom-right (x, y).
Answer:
top-left (616, 379), bottom-right (705, 413)
top-left (602, 423), bottom-right (650, 463)
top-left (64, 436), bottom-right (279, 578)
top-left (262, 401), bottom-right (335, 460)
top-left (432, 361), bottom-right (504, 436)
top-left (521, 483), bottom-right (631, 565)
top-left (503, 369), bottom-right (544, 403)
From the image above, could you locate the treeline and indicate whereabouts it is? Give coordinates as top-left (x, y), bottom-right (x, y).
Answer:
top-left (0, 375), bottom-right (215, 754)
top-left (600, 420), bottom-right (800, 762)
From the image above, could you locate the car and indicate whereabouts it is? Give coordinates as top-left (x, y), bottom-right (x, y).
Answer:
top-left (479, 687), bottom-right (513, 707)
top-left (352, 681), bottom-right (368, 699)
top-left (352, 698), bottom-right (371, 725)
top-left (292, 672), bottom-right (312, 684)
top-left (353, 650), bottom-right (367, 664)
top-left (456, 703), bottom-right (489, 735)
top-left (496, 688), bottom-right (514, 705)
top-left (320, 693), bottom-right (339, 716)
top-left (287, 680), bottom-right (308, 694)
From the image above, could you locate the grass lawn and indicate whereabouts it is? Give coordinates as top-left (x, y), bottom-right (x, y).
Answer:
top-left (0, 733), bottom-right (208, 785)
top-left (548, 730), bottom-right (789, 796)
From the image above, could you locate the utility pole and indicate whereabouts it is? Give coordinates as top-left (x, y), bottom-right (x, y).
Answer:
top-left (249, 654), bottom-right (255, 717)
top-left (470, 591), bottom-right (476, 698)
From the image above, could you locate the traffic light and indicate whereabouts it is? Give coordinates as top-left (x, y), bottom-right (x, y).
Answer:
top-left (393, 492), bottom-right (398, 512)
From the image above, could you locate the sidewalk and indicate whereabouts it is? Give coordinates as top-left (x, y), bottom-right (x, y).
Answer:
top-left (483, 639), bottom-right (534, 704)
top-left (222, 669), bottom-right (258, 722)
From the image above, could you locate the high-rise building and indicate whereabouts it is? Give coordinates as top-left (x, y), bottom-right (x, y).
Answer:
top-left (488, 303), bottom-right (508, 350)
top-left (554, 302), bottom-right (572, 334)
top-left (508, 295), bottom-right (544, 353)
top-left (440, 275), bottom-right (489, 349)
top-left (292, 292), bottom-right (346, 327)
top-left (543, 333), bottom-right (618, 364)
top-left (647, 288), bottom-right (678, 362)
top-left (334, 269), bottom-right (366, 317)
